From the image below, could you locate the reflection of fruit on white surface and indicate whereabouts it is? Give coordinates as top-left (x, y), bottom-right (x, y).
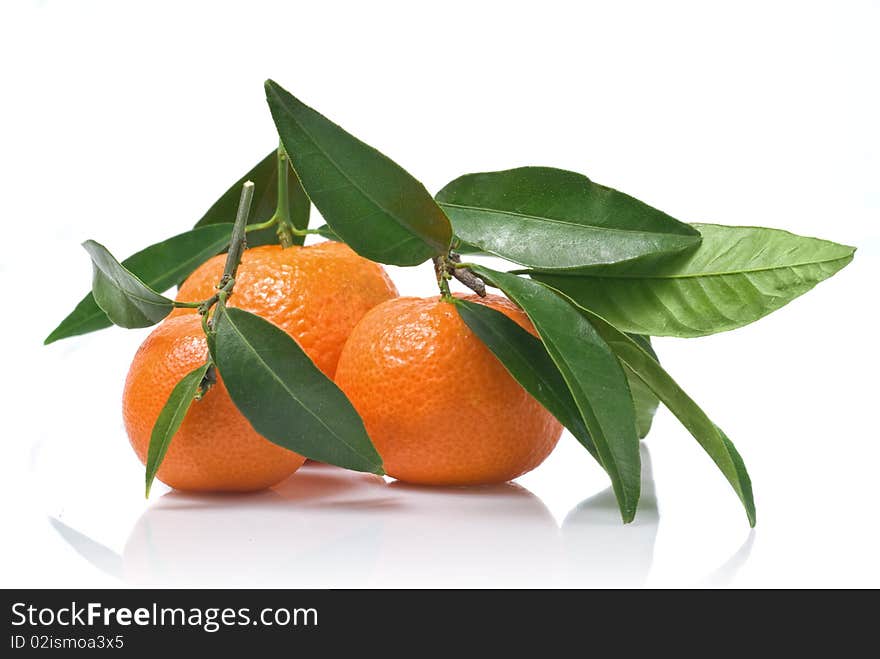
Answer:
top-left (124, 466), bottom-right (564, 587)
top-left (123, 466), bottom-right (389, 586)
top-left (369, 481), bottom-right (562, 588)
top-left (51, 463), bottom-right (564, 588)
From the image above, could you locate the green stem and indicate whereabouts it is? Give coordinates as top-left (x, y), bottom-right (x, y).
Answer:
top-left (433, 255), bottom-right (454, 301)
top-left (195, 182), bottom-right (255, 323)
top-left (275, 145), bottom-right (291, 224)
top-left (221, 181), bottom-right (255, 287)
top-left (274, 143), bottom-right (296, 247)
top-left (172, 300), bottom-right (203, 309)
top-left (245, 217), bottom-right (278, 233)
top-left (438, 277), bottom-right (452, 300)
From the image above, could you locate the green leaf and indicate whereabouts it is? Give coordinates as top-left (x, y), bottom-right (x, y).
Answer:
top-left (469, 265), bottom-right (641, 523)
top-left (454, 298), bottom-right (598, 461)
top-left (452, 236), bottom-right (485, 256)
top-left (145, 362), bottom-right (210, 497)
top-left (575, 305), bottom-right (756, 526)
top-left (82, 240), bottom-right (173, 328)
top-left (46, 224), bottom-right (234, 344)
top-left (531, 223), bottom-right (856, 337)
top-left (627, 335), bottom-right (660, 439)
top-left (435, 167), bottom-right (701, 270)
top-left (194, 149), bottom-right (310, 247)
top-left (314, 223), bottom-right (341, 242)
top-left (264, 79), bottom-right (452, 266)
top-left (212, 305), bottom-right (384, 474)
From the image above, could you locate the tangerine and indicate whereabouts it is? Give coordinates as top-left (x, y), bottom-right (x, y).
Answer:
top-left (172, 241), bottom-right (398, 377)
top-left (123, 315), bottom-right (305, 492)
top-left (334, 293), bottom-right (563, 485)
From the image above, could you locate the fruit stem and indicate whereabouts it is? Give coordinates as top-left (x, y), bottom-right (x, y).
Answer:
top-left (274, 143), bottom-right (296, 248)
top-left (434, 253), bottom-right (487, 299)
top-left (221, 181), bottom-right (255, 288)
top-left (433, 255), bottom-right (454, 301)
top-left (193, 181), bottom-right (255, 325)
top-left (434, 253), bottom-right (486, 299)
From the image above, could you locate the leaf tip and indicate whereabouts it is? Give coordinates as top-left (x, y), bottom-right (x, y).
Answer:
top-left (264, 79), bottom-right (280, 97)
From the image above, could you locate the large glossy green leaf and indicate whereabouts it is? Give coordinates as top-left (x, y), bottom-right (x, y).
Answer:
top-left (627, 335), bottom-right (660, 439)
top-left (46, 224), bottom-right (234, 344)
top-left (264, 80), bottom-right (452, 266)
top-left (145, 362), bottom-right (210, 497)
top-left (454, 298), bottom-right (598, 461)
top-left (576, 305), bottom-right (756, 526)
top-left (470, 265), bottom-right (641, 523)
top-left (82, 240), bottom-right (173, 328)
top-left (435, 167), bottom-right (701, 270)
top-left (212, 305), bottom-right (383, 474)
top-left (194, 149), bottom-right (310, 247)
top-left (532, 223), bottom-right (855, 337)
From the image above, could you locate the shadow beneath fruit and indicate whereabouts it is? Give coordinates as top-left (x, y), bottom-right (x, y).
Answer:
top-left (50, 463), bottom-right (561, 587)
top-left (559, 445), bottom-right (659, 587)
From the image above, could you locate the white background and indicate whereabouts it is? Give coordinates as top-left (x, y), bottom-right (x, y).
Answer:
top-left (1, 0), bottom-right (877, 588)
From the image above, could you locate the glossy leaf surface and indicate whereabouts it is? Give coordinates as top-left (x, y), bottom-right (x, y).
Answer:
top-left (82, 240), bottom-right (173, 328)
top-left (627, 335), bottom-right (660, 439)
top-left (436, 167), bottom-right (700, 270)
top-left (213, 305), bottom-right (383, 473)
top-left (577, 305), bottom-right (756, 526)
top-left (532, 224), bottom-right (855, 337)
top-left (471, 265), bottom-right (641, 522)
top-left (455, 298), bottom-right (598, 461)
top-left (265, 80), bottom-right (452, 265)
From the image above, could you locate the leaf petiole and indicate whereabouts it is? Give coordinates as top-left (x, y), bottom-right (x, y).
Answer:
top-left (247, 214), bottom-right (324, 238)
top-left (290, 227), bottom-right (327, 237)
top-left (171, 300), bottom-right (203, 309)
top-left (245, 217), bottom-right (279, 233)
